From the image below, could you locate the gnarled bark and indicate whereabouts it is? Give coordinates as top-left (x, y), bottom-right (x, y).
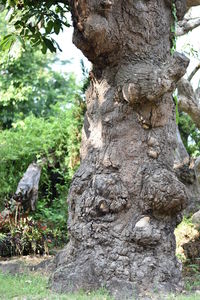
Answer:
top-left (51, 1), bottom-right (190, 298)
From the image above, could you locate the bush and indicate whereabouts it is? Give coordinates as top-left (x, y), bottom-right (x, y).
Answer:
top-left (179, 112), bottom-right (200, 157)
top-left (0, 101), bottom-right (84, 249)
top-left (0, 16), bottom-right (87, 252)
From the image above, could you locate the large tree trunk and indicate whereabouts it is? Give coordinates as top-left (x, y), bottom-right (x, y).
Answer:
top-left (51, 1), bottom-right (190, 298)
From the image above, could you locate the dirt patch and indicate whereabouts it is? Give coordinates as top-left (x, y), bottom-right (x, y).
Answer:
top-left (0, 254), bottom-right (55, 275)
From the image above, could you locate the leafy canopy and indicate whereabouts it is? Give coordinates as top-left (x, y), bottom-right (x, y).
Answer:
top-left (0, 47), bottom-right (79, 128)
top-left (0, 0), bottom-right (70, 53)
top-left (0, 6), bottom-right (87, 249)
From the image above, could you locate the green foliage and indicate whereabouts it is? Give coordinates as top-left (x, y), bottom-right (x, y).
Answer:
top-left (178, 112), bottom-right (200, 157)
top-left (0, 0), bottom-right (70, 53)
top-left (183, 257), bottom-right (200, 294)
top-left (0, 101), bottom-right (84, 242)
top-left (0, 95), bottom-right (84, 252)
top-left (0, 47), bottom-right (77, 128)
top-left (0, 12), bottom-right (86, 249)
top-left (0, 213), bottom-right (51, 256)
top-left (0, 5), bottom-right (76, 130)
top-left (173, 94), bottom-right (179, 125)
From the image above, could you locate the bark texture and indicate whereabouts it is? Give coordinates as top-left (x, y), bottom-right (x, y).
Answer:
top-left (51, 1), bottom-right (190, 298)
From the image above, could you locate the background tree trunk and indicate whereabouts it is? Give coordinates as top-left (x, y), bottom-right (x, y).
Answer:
top-left (51, 1), bottom-right (190, 298)
top-left (178, 78), bottom-right (200, 129)
top-left (176, 62), bottom-right (200, 214)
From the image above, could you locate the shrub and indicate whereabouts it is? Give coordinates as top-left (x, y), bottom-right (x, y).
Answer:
top-left (0, 100), bottom-right (84, 250)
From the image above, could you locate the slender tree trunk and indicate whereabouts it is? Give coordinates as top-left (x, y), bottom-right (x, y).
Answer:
top-left (51, 1), bottom-right (190, 298)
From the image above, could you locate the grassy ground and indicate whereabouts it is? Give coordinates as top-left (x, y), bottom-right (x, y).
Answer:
top-left (0, 272), bottom-right (200, 300)
top-left (168, 295), bottom-right (200, 300)
top-left (0, 218), bottom-right (199, 300)
top-left (0, 272), bottom-right (112, 300)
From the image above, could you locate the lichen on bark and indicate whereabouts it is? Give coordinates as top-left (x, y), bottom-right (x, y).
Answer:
top-left (51, 1), bottom-right (190, 298)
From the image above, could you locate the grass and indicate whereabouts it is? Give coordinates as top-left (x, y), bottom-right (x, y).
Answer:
top-left (0, 272), bottom-right (200, 300)
top-left (168, 295), bottom-right (200, 300)
top-left (0, 272), bottom-right (113, 300)
top-left (0, 217), bottom-right (199, 300)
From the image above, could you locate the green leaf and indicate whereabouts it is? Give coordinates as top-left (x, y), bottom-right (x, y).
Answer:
top-left (41, 42), bottom-right (47, 54)
top-left (0, 34), bottom-right (16, 51)
top-left (46, 20), bottom-right (54, 34)
top-left (16, 35), bottom-right (25, 48)
top-left (42, 37), bottom-right (56, 53)
top-left (54, 20), bottom-right (61, 35)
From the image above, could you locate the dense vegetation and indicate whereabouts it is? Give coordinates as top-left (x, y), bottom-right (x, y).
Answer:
top-left (179, 112), bottom-right (200, 157)
top-left (0, 10), bottom-right (87, 253)
top-left (0, 50), bottom-right (84, 206)
top-left (0, 0), bottom-right (70, 54)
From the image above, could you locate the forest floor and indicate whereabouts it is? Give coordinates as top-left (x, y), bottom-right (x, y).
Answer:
top-left (0, 218), bottom-right (200, 300)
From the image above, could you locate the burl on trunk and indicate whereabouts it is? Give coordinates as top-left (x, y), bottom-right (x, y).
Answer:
top-left (51, 1), bottom-right (189, 298)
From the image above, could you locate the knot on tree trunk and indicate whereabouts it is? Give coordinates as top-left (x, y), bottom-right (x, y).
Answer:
top-left (141, 168), bottom-right (188, 215)
top-left (131, 216), bottom-right (162, 246)
top-left (119, 53), bottom-right (189, 108)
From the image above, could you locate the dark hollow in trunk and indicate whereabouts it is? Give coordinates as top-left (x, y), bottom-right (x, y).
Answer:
top-left (51, 1), bottom-right (190, 298)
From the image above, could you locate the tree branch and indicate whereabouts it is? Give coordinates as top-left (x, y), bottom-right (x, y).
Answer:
top-left (187, 0), bottom-right (200, 8)
top-left (176, 17), bottom-right (200, 36)
top-left (188, 63), bottom-right (200, 81)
